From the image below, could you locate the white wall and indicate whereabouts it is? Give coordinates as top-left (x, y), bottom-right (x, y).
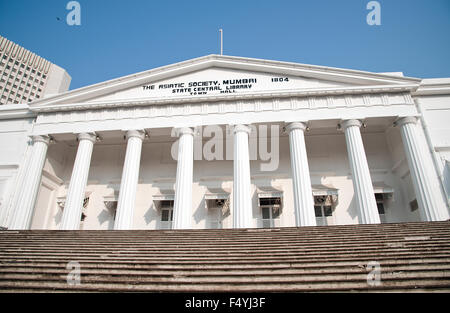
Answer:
top-left (416, 94), bottom-right (450, 205)
top-left (0, 106), bottom-right (35, 227)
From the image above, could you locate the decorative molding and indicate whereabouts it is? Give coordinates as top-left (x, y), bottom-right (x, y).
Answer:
top-left (308, 97), bottom-right (316, 109)
top-left (289, 98), bottom-right (297, 110)
top-left (413, 81), bottom-right (450, 96)
top-left (0, 103), bottom-right (35, 120)
top-left (199, 176), bottom-right (233, 182)
top-left (0, 164), bottom-right (19, 170)
top-left (403, 93), bottom-right (413, 104)
top-left (310, 171), bottom-right (337, 176)
top-left (201, 103), bottom-right (208, 115)
top-left (32, 91), bottom-right (418, 130)
top-left (326, 96), bottom-right (334, 108)
top-left (345, 95), bottom-right (352, 107)
top-left (254, 100), bottom-right (262, 111)
top-left (381, 94), bottom-right (389, 106)
top-left (251, 173), bottom-right (290, 180)
top-left (273, 99), bottom-right (280, 111)
top-left (237, 100), bottom-right (244, 112)
top-left (363, 95), bottom-right (371, 105)
top-left (153, 177), bottom-right (176, 183)
top-left (434, 146), bottom-right (450, 152)
top-left (30, 83), bottom-right (419, 114)
top-left (218, 102), bottom-right (225, 113)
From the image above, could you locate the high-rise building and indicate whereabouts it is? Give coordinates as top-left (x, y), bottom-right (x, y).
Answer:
top-left (0, 35), bottom-right (71, 105)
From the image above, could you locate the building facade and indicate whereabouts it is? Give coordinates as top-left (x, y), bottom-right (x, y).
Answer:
top-left (0, 55), bottom-right (449, 230)
top-left (0, 35), bottom-right (71, 105)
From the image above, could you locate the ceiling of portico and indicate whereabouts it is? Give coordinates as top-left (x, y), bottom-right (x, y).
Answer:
top-left (50, 128), bottom-right (177, 146)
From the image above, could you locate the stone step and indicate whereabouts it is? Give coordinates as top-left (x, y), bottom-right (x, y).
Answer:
top-left (1, 221), bottom-right (449, 292)
top-left (1, 236), bottom-right (448, 248)
top-left (0, 270), bottom-right (450, 285)
top-left (2, 269), bottom-right (450, 283)
top-left (0, 257), bottom-right (450, 274)
top-left (1, 244), bottom-right (449, 257)
top-left (1, 246), bottom-right (449, 259)
top-left (1, 278), bottom-right (450, 292)
top-left (1, 222), bottom-right (448, 237)
top-left (1, 226), bottom-right (448, 237)
top-left (1, 233), bottom-right (447, 243)
top-left (2, 247), bottom-right (449, 257)
top-left (1, 263), bottom-right (449, 276)
top-left (1, 236), bottom-right (447, 246)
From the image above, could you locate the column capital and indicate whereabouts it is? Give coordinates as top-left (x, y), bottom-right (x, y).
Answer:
top-left (232, 124), bottom-right (252, 135)
top-left (341, 119), bottom-right (362, 130)
top-left (77, 132), bottom-right (97, 143)
top-left (286, 122), bottom-right (307, 133)
top-left (31, 135), bottom-right (51, 145)
top-left (175, 127), bottom-right (195, 137)
top-left (125, 129), bottom-right (146, 140)
top-left (396, 116), bottom-right (418, 127)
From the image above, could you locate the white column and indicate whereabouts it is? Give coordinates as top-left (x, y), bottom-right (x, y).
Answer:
top-left (287, 122), bottom-right (316, 226)
top-left (397, 117), bottom-right (450, 221)
top-left (114, 130), bottom-right (145, 230)
top-left (60, 132), bottom-right (96, 230)
top-left (233, 124), bottom-right (253, 228)
top-left (172, 127), bottom-right (194, 229)
top-left (9, 135), bottom-right (50, 230)
top-left (342, 119), bottom-right (380, 224)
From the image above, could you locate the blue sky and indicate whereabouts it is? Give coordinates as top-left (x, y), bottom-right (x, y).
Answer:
top-left (1, 0), bottom-right (449, 90)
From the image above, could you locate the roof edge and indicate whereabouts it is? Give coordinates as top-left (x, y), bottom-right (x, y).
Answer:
top-left (30, 83), bottom-right (418, 113)
top-left (414, 78), bottom-right (450, 96)
top-left (30, 55), bottom-right (422, 108)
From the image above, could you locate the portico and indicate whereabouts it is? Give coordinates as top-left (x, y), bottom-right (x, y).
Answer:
top-left (3, 55), bottom-right (449, 230)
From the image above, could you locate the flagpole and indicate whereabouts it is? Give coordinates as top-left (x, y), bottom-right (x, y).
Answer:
top-left (219, 29), bottom-right (223, 55)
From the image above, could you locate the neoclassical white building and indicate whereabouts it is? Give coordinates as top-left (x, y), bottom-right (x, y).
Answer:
top-left (0, 55), bottom-right (449, 230)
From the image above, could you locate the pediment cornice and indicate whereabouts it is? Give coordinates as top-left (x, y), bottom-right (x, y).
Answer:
top-left (29, 55), bottom-right (422, 113)
top-left (30, 83), bottom-right (418, 113)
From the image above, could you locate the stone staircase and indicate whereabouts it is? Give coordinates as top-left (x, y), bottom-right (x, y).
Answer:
top-left (0, 221), bottom-right (450, 292)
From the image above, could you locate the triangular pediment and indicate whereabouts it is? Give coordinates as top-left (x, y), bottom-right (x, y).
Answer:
top-left (29, 55), bottom-right (421, 111)
top-left (88, 67), bottom-right (356, 104)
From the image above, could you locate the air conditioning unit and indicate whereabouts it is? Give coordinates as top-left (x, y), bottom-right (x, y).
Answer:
top-left (316, 196), bottom-right (326, 204)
